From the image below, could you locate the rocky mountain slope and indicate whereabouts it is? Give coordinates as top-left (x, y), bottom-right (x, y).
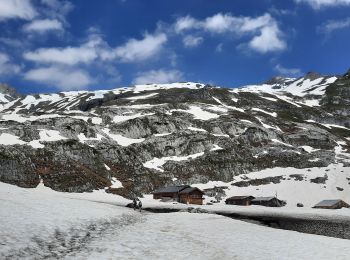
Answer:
top-left (1, 70), bottom-right (350, 204)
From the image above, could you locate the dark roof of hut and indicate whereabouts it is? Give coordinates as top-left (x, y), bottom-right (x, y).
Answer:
top-left (252, 197), bottom-right (277, 202)
top-left (313, 199), bottom-right (343, 207)
top-left (153, 185), bottom-right (190, 194)
top-left (179, 187), bottom-right (203, 194)
top-left (226, 196), bottom-right (255, 200)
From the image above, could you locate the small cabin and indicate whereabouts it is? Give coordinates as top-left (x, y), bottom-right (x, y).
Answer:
top-left (179, 187), bottom-right (204, 205)
top-left (225, 196), bottom-right (255, 206)
top-left (251, 197), bottom-right (285, 207)
top-left (152, 185), bottom-right (190, 200)
top-left (313, 199), bottom-right (350, 209)
top-left (152, 185), bottom-right (204, 205)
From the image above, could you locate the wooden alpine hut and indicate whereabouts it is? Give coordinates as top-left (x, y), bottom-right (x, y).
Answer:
top-left (225, 196), bottom-right (255, 206)
top-left (313, 199), bottom-right (350, 209)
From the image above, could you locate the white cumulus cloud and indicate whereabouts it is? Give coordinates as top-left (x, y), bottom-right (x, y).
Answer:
top-left (24, 31), bottom-right (167, 66)
top-left (295, 0), bottom-right (350, 9)
top-left (248, 23), bottom-right (286, 53)
top-left (115, 33), bottom-right (167, 62)
top-left (24, 66), bottom-right (94, 90)
top-left (0, 0), bottom-right (37, 21)
top-left (173, 13), bottom-right (286, 53)
top-left (40, 0), bottom-right (74, 22)
top-left (203, 13), bottom-right (239, 33)
top-left (133, 69), bottom-right (183, 84)
top-left (0, 53), bottom-right (21, 76)
top-left (182, 35), bottom-right (203, 48)
top-left (24, 45), bottom-right (98, 65)
top-left (274, 64), bottom-right (302, 77)
top-left (317, 17), bottom-right (350, 33)
top-left (174, 16), bottom-right (200, 33)
top-left (22, 31), bottom-right (170, 90)
top-left (23, 19), bottom-right (64, 33)
top-left (23, 34), bottom-right (109, 65)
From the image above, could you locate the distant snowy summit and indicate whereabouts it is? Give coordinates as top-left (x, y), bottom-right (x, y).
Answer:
top-left (131, 82), bottom-right (205, 92)
top-left (240, 72), bottom-right (338, 97)
top-left (0, 82), bottom-right (206, 112)
top-left (0, 83), bottom-right (21, 103)
top-left (0, 71), bottom-right (339, 112)
top-left (0, 71), bottom-right (339, 109)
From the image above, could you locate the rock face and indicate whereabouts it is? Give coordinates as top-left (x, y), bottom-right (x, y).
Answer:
top-left (0, 83), bottom-right (21, 102)
top-left (0, 74), bottom-right (350, 198)
top-left (321, 70), bottom-right (350, 125)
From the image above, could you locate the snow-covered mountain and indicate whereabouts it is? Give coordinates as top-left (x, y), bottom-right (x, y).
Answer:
top-left (241, 72), bottom-right (338, 97)
top-left (0, 82), bottom-right (204, 113)
top-left (0, 70), bottom-right (350, 207)
top-left (0, 83), bottom-right (21, 103)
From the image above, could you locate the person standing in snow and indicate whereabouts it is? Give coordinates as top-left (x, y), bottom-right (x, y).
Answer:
top-left (132, 198), bottom-right (137, 210)
top-left (138, 200), bottom-right (142, 212)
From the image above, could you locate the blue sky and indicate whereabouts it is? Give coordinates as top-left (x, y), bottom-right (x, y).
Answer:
top-left (0, 0), bottom-right (350, 94)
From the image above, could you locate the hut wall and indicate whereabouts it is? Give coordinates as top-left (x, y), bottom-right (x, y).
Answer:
top-left (179, 191), bottom-right (203, 205)
top-left (251, 198), bottom-right (283, 207)
top-left (153, 192), bottom-right (179, 200)
top-left (315, 201), bottom-right (350, 209)
top-left (188, 197), bottom-right (203, 205)
top-left (226, 199), bottom-right (251, 206)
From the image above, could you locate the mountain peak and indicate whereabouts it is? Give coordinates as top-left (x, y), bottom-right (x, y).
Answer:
top-left (264, 76), bottom-right (289, 85)
top-left (304, 71), bottom-right (322, 81)
top-left (0, 83), bottom-right (22, 102)
top-left (343, 68), bottom-right (350, 79)
top-left (0, 83), bottom-right (19, 96)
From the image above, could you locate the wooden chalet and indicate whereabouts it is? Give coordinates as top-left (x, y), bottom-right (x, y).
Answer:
top-left (225, 196), bottom-right (255, 206)
top-left (179, 187), bottom-right (204, 205)
top-left (251, 197), bottom-right (285, 207)
top-left (313, 199), bottom-right (350, 209)
top-left (152, 185), bottom-right (190, 200)
top-left (152, 185), bottom-right (204, 205)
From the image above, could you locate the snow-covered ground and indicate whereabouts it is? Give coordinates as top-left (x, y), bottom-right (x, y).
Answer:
top-left (140, 194), bottom-right (350, 222)
top-left (73, 211), bottom-right (350, 260)
top-left (192, 163), bottom-right (350, 208)
top-left (2, 181), bottom-right (350, 260)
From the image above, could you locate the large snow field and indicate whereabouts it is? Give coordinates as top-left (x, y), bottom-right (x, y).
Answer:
top-left (2, 182), bottom-right (350, 260)
top-left (73, 212), bottom-right (350, 260)
top-left (0, 182), bottom-right (131, 258)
